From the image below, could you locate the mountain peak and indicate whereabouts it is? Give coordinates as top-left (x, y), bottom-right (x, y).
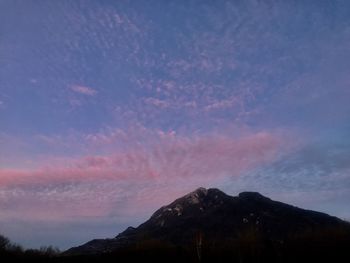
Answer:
top-left (192, 187), bottom-right (208, 195)
top-left (147, 187), bottom-right (228, 222)
top-left (177, 187), bottom-right (228, 205)
top-left (185, 187), bottom-right (208, 201)
top-left (65, 187), bottom-right (350, 256)
top-left (173, 187), bottom-right (207, 206)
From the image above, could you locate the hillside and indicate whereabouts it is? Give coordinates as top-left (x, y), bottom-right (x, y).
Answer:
top-left (64, 187), bottom-right (350, 262)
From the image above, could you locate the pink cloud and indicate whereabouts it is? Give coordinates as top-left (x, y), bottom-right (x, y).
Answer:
top-left (204, 97), bottom-right (239, 111)
top-left (132, 77), bottom-right (260, 121)
top-left (1, 132), bottom-right (282, 186)
top-left (0, 131), bottom-right (285, 221)
top-left (143, 97), bottom-right (170, 108)
top-left (70, 85), bottom-right (97, 96)
top-left (83, 156), bottom-right (110, 168)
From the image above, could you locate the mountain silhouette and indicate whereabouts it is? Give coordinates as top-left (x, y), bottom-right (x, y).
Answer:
top-left (65, 187), bottom-right (350, 256)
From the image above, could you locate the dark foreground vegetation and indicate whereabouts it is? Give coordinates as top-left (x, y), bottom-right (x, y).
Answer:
top-left (1, 226), bottom-right (350, 263)
top-left (0, 234), bottom-right (60, 262)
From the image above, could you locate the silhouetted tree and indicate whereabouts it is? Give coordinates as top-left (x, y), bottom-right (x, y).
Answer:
top-left (0, 235), bottom-right (10, 251)
top-left (39, 245), bottom-right (60, 257)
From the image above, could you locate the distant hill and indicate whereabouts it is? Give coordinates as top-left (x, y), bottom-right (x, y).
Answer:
top-left (65, 187), bottom-right (350, 261)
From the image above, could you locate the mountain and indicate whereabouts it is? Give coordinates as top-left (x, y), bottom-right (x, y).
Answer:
top-left (65, 187), bottom-right (350, 257)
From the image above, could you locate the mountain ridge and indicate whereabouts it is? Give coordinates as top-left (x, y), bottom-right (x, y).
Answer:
top-left (65, 187), bottom-right (350, 256)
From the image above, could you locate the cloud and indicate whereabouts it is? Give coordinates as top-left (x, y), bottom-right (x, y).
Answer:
top-left (0, 131), bottom-right (284, 222)
top-left (204, 97), bottom-right (238, 111)
top-left (219, 137), bottom-right (350, 219)
top-left (70, 85), bottom-right (97, 96)
top-left (143, 97), bottom-right (170, 108)
top-left (0, 132), bottom-right (282, 187)
top-left (248, 139), bottom-right (350, 192)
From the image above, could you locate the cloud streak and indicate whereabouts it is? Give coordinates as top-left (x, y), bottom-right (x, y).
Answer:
top-left (70, 85), bottom-right (97, 96)
top-left (0, 131), bottom-right (284, 222)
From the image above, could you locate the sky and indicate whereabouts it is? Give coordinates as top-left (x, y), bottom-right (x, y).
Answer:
top-left (0, 0), bottom-right (350, 250)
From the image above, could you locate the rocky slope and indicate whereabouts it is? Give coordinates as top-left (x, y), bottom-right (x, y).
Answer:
top-left (65, 187), bottom-right (350, 255)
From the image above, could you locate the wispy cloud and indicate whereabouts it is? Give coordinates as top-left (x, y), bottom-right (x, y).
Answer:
top-left (204, 97), bottom-right (239, 111)
top-left (143, 97), bottom-right (170, 108)
top-left (70, 85), bottom-right (97, 96)
top-left (0, 131), bottom-right (284, 222)
top-left (0, 132), bottom-right (283, 187)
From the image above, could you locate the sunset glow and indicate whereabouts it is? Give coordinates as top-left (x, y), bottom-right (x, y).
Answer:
top-left (1, 0), bottom-right (350, 249)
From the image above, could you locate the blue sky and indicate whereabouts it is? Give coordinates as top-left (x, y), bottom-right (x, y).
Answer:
top-left (0, 0), bottom-right (350, 249)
